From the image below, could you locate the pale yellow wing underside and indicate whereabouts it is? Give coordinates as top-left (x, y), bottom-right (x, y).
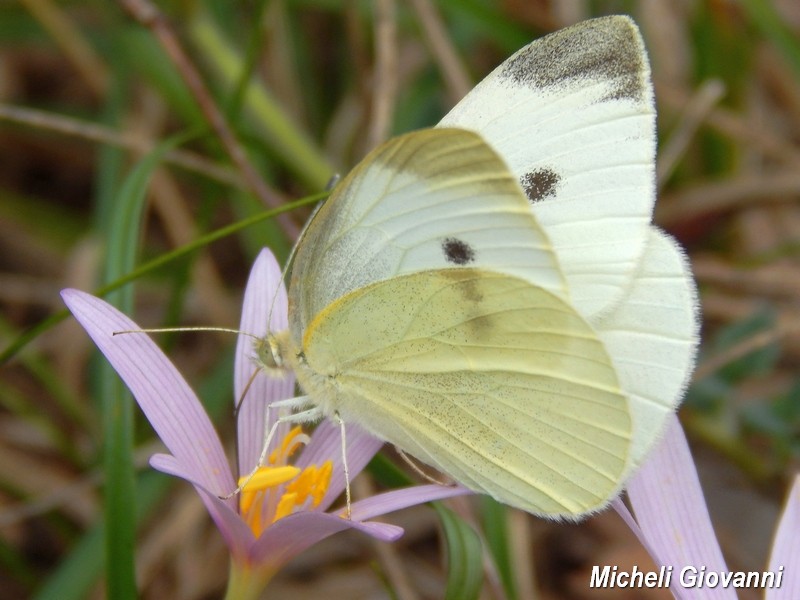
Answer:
top-left (296, 268), bottom-right (631, 517)
top-left (288, 128), bottom-right (567, 346)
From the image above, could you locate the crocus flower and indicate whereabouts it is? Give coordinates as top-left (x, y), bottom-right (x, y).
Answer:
top-left (615, 414), bottom-right (799, 599)
top-left (62, 248), bottom-right (471, 599)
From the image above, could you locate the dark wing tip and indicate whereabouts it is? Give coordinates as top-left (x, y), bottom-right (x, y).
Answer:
top-left (500, 15), bottom-right (651, 104)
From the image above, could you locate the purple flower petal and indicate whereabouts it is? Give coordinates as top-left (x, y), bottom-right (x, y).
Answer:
top-left (63, 277), bottom-right (473, 575)
top-left (150, 453), bottom-right (254, 560)
top-left (234, 249), bottom-right (295, 476)
top-left (295, 421), bottom-right (384, 511)
top-left (62, 289), bottom-right (235, 498)
top-left (766, 475), bottom-right (800, 599)
top-left (611, 498), bottom-right (665, 566)
top-left (625, 415), bottom-right (735, 599)
top-left (349, 483), bottom-right (474, 521)
top-left (249, 483), bottom-right (473, 567)
top-left (249, 510), bottom-right (403, 566)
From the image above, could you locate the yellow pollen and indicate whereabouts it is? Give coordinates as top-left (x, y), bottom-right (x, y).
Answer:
top-left (237, 433), bottom-right (334, 536)
top-left (273, 492), bottom-right (297, 522)
top-left (268, 426), bottom-right (308, 464)
top-left (270, 460), bottom-right (334, 524)
top-left (239, 465), bottom-right (300, 492)
top-left (239, 465), bottom-right (300, 523)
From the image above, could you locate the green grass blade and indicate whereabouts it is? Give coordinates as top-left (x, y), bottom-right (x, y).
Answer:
top-left (435, 504), bottom-right (483, 600)
top-left (738, 0), bottom-right (800, 77)
top-left (481, 496), bottom-right (518, 600)
top-left (186, 8), bottom-right (333, 190)
top-left (99, 132), bottom-right (190, 599)
top-left (0, 192), bottom-right (326, 366)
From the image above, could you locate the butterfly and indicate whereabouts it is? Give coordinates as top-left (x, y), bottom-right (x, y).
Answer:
top-left (263, 15), bottom-right (699, 518)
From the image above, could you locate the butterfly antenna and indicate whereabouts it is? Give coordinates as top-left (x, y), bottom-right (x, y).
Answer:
top-left (232, 367), bottom-right (263, 480)
top-left (234, 367), bottom-right (262, 420)
top-left (266, 195), bottom-right (329, 327)
top-left (113, 326), bottom-right (261, 341)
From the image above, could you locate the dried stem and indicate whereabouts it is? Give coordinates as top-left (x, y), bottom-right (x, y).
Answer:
top-left (19, 0), bottom-right (108, 96)
top-left (657, 79), bottom-right (726, 188)
top-left (0, 103), bottom-right (244, 188)
top-left (408, 0), bottom-right (471, 105)
top-left (118, 0), bottom-right (299, 239)
top-left (367, 0), bottom-right (398, 150)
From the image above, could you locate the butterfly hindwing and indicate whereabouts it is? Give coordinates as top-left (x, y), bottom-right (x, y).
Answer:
top-left (297, 268), bottom-right (631, 517)
top-left (594, 227), bottom-right (700, 472)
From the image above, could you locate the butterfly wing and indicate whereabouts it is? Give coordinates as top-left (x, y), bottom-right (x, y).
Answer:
top-left (438, 16), bottom-right (656, 320)
top-left (287, 128), bottom-right (568, 344)
top-left (298, 268), bottom-right (630, 517)
top-left (594, 227), bottom-right (700, 471)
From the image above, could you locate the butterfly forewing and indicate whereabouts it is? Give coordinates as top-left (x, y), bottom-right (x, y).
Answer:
top-left (287, 128), bottom-right (568, 344)
top-left (296, 269), bottom-right (631, 517)
top-left (438, 16), bottom-right (656, 320)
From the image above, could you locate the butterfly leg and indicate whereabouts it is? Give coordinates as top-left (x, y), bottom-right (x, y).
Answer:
top-left (332, 411), bottom-right (352, 519)
top-left (396, 448), bottom-right (452, 487)
top-left (220, 396), bottom-right (322, 500)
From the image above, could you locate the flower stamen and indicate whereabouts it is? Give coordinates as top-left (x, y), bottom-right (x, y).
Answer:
top-left (239, 465), bottom-right (299, 536)
top-left (273, 461), bottom-right (333, 522)
top-left (269, 425), bottom-right (310, 465)
top-left (238, 427), bottom-right (333, 536)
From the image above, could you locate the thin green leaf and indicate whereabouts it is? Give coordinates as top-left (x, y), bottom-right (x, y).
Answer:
top-left (738, 0), bottom-right (800, 77)
top-left (481, 496), bottom-right (518, 600)
top-left (186, 8), bottom-right (333, 190)
top-left (99, 129), bottom-right (191, 600)
top-left (0, 192), bottom-right (326, 366)
top-left (435, 504), bottom-right (483, 600)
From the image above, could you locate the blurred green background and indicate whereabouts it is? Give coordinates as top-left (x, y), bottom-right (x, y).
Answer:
top-left (1, 0), bottom-right (799, 598)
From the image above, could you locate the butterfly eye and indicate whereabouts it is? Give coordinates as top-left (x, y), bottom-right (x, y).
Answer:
top-left (253, 336), bottom-right (285, 371)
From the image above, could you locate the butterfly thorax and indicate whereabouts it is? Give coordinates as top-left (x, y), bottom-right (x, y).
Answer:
top-left (270, 329), bottom-right (340, 418)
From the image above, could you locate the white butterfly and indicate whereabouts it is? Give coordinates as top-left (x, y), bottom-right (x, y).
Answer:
top-left (263, 15), bottom-right (699, 518)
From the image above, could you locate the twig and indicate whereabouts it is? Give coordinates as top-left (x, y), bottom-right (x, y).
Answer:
top-left (0, 103), bottom-right (244, 188)
top-left (694, 327), bottom-right (792, 381)
top-left (656, 171), bottom-right (800, 227)
top-left (118, 0), bottom-right (299, 239)
top-left (19, 0), bottom-right (108, 96)
top-left (367, 0), bottom-right (398, 150)
top-left (657, 79), bottom-right (726, 189)
top-left (408, 0), bottom-right (471, 105)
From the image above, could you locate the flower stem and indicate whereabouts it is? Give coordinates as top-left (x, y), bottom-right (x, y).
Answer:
top-left (225, 560), bottom-right (276, 600)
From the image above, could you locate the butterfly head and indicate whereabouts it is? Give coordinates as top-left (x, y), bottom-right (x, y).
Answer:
top-left (253, 332), bottom-right (291, 376)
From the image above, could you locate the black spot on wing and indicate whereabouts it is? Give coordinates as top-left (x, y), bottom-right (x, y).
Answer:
top-left (520, 168), bottom-right (561, 203)
top-left (442, 238), bottom-right (476, 265)
top-left (500, 16), bottom-right (648, 102)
